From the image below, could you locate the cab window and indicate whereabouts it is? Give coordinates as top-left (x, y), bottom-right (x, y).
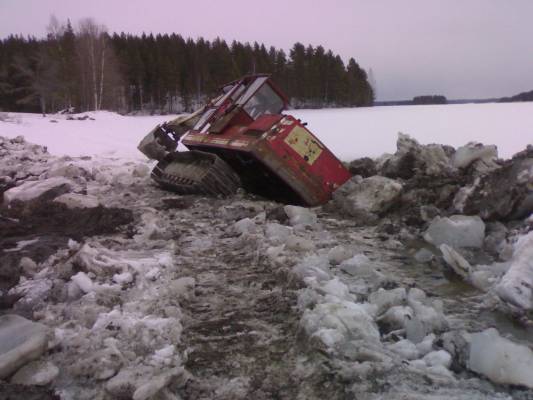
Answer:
top-left (242, 83), bottom-right (284, 120)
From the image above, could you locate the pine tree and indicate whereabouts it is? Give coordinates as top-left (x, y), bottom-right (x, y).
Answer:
top-left (1, 25), bottom-right (374, 112)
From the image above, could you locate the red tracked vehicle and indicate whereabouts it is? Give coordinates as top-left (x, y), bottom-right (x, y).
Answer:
top-left (138, 75), bottom-right (352, 206)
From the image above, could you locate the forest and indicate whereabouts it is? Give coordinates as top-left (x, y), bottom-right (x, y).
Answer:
top-left (498, 89), bottom-right (533, 103)
top-left (0, 17), bottom-right (374, 115)
top-left (412, 95), bottom-right (447, 105)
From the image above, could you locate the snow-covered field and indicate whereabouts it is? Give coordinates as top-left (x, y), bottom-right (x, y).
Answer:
top-left (292, 102), bottom-right (533, 160)
top-left (1, 102), bottom-right (532, 161)
top-left (0, 112), bottom-right (176, 159)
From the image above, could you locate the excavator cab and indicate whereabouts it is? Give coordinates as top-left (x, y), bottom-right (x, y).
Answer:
top-left (138, 75), bottom-right (352, 206)
top-left (190, 75), bottom-right (288, 134)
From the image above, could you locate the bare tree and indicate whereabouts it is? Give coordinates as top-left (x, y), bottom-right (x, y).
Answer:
top-left (47, 15), bottom-right (66, 40)
top-left (77, 18), bottom-right (108, 111)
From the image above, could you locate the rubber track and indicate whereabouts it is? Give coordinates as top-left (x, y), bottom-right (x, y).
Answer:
top-left (151, 150), bottom-right (241, 196)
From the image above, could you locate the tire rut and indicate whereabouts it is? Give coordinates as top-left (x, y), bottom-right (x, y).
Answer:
top-left (172, 210), bottom-right (339, 400)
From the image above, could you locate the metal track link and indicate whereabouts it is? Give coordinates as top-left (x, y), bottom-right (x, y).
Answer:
top-left (151, 150), bottom-right (241, 196)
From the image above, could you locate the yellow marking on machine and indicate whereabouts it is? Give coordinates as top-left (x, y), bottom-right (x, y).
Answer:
top-left (210, 138), bottom-right (230, 145)
top-left (284, 126), bottom-right (323, 165)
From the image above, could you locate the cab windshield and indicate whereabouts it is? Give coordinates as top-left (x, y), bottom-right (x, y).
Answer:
top-left (237, 78), bottom-right (284, 120)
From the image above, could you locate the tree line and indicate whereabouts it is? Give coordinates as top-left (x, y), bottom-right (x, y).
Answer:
top-left (412, 95), bottom-right (447, 105)
top-left (0, 17), bottom-right (374, 115)
top-left (499, 89), bottom-right (533, 103)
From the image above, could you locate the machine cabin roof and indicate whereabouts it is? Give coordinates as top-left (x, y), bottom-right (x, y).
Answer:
top-left (193, 75), bottom-right (289, 133)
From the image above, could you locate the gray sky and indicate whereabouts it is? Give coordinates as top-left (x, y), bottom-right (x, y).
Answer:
top-left (1, 0), bottom-right (532, 100)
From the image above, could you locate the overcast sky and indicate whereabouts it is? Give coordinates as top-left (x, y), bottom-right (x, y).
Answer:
top-left (1, 0), bottom-right (532, 100)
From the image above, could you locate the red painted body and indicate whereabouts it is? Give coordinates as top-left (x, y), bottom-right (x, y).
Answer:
top-left (181, 75), bottom-right (352, 206)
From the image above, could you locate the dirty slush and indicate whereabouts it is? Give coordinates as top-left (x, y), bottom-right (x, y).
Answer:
top-left (1, 133), bottom-right (533, 400)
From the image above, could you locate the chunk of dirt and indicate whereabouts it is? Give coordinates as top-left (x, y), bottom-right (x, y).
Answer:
top-left (0, 202), bottom-right (133, 294)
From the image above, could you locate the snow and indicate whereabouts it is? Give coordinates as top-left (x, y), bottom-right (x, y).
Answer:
top-left (469, 328), bottom-right (533, 389)
top-left (290, 102), bottom-right (533, 160)
top-left (0, 111), bottom-right (177, 159)
top-left (2, 103), bottom-right (531, 163)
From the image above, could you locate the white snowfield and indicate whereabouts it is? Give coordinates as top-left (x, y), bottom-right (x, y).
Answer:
top-left (291, 102), bottom-right (533, 160)
top-left (1, 101), bottom-right (532, 161)
top-left (0, 112), bottom-right (176, 159)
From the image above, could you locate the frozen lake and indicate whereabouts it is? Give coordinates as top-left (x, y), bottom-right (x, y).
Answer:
top-left (1, 102), bottom-right (532, 160)
top-left (292, 102), bottom-right (533, 160)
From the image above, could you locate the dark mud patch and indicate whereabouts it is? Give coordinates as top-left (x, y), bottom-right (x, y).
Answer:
top-left (0, 202), bottom-right (133, 294)
top-left (157, 196), bottom-right (196, 210)
top-left (0, 383), bottom-right (59, 400)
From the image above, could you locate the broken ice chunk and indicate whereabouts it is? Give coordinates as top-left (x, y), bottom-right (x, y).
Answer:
top-left (424, 215), bottom-right (485, 248)
top-left (327, 245), bottom-right (354, 265)
top-left (265, 222), bottom-right (292, 244)
top-left (369, 287), bottom-right (407, 315)
top-left (285, 235), bottom-right (315, 252)
top-left (0, 315), bottom-right (49, 379)
top-left (3, 177), bottom-right (74, 205)
top-left (113, 272), bottom-right (134, 286)
top-left (423, 350), bottom-right (452, 369)
top-left (10, 360), bottom-right (59, 386)
top-left (469, 328), bottom-right (533, 389)
top-left (387, 339), bottom-right (419, 360)
top-left (54, 193), bottom-right (99, 209)
top-left (452, 142), bottom-right (498, 170)
top-left (234, 217), bottom-right (256, 235)
top-left (495, 231), bottom-right (533, 311)
top-left (71, 271), bottom-right (94, 293)
top-left (284, 205), bottom-right (317, 227)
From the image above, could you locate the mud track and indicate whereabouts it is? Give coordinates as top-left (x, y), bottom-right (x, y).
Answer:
top-left (170, 202), bottom-right (344, 400)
